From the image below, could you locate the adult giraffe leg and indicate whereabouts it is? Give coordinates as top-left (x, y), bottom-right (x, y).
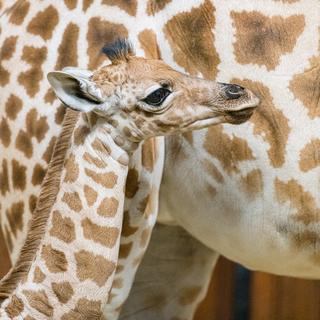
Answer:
top-left (120, 223), bottom-right (218, 320)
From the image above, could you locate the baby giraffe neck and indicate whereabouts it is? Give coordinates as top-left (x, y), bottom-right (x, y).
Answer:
top-left (0, 113), bottom-right (129, 319)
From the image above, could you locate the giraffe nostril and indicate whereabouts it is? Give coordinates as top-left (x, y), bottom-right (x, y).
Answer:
top-left (224, 84), bottom-right (245, 100)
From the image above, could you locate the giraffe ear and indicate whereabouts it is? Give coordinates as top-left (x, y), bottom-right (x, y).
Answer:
top-left (47, 67), bottom-right (106, 113)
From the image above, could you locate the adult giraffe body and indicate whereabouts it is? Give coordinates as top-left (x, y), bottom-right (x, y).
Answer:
top-left (0, 0), bottom-right (319, 319)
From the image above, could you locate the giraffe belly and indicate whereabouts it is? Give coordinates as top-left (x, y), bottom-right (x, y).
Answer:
top-left (160, 134), bottom-right (320, 279)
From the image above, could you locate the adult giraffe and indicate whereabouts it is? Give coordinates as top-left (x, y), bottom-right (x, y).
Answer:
top-left (0, 0), bottom-right (319, 319)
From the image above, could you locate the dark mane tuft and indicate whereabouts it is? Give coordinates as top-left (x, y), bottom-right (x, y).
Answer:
top-left (102, 38), bottom-right (134, 63)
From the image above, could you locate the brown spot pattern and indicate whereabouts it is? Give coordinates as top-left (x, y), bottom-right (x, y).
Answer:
top-left (62, 298), bottom-right (102, 320)
top-left (50, 210), bottom-right (76, 243)
top-left (52, 282), bottom-right (74, 303)
top-left (23, 290), bottom-right (53, 317)
top-left (0, 117), bottom-right (11, 147)
top-left (26, 108), bottom-right (49, 142)
top-left (33, 267), bottom-right (45, 283)
top-left (6, 201), bottom-right (24, 237)
top-left (15, 130), bottom-right (32, 158)
top-left (31, 163), bottom-right (46, 185)
top-left (75, 250), bottom-right (115, 286)
top-left (203, 125), bottom-right (254, 174)
top-left (231, 11), bottom-right (305, 70)
top-left (42, 136), bottom-right (57, 163)
top-left (64, 0), bottom-right (77, 9)
top-left (290, 56), bottom-right (320, 119)
top-left (5, 295), bottom-right (24, 318)
top-left (275, 178), bottom-right (320, 225)
top-left (234, 79), bottom-right (290, 168)
top-left (125, 168), bottom-right (139, 198)
top-left (141, 139), bottom-right (156, 171)
top-left (83, 152), bottom-right (106, 168)
top-left (29, 194), bottom-right (38, 213)
top-left (9, 1), bottom-right (30, 25)
top-left (164, 0), bottom-right (220, 79)
top-left (138, 29), bottom-right (161, 59)
top-left (85, 168), bottom-right (118, 188)
top-left (55, 23), bottom-right (79, 70)
top-left (74, 125), bottom-right (90, 145)
top-left (12, 159), bottom-right (27, 190)
top-left (122, 210), bottom-right (138, 237)
top-left (146, 0), bottom-right (171, 15)
top-left (102, 0), bottom-right (137, 16)
top-left (18, 46), bottom-right (47, 97)
top-left (64, 154), bottom-right (79, 183)
top-left (83, 0), bottom-right (94, 11)
top-left (81, 218), bottom-right (119, 247)
top-left (83, 184), bottom-right (98, 207)
top-left (5, 94), bottom-right (23, 120)
top-left (87, 17), bottom-right (128, 69)
top-left (97, 196), bottom-right (119, 217)
top-left (55, 105), bottom-right (66, 124)
top-left (240, 169), bottom-right (263, 198)
top-left (299, 139), bottom-right (320, 172)
top-left (119, 242), bottom-right (133, 259)
top-left (0, 36), bottom-right (18, 86)
top-left (0, 159), bottom-right (9, 195)
top-left (41, 245), bottom-right (68, 273)
top-left (27, 5), bottom-right (59, 40)
top-left (201, 159), bottom-right (224, 183)
top-left (62, 191), bottom-right (83, 212)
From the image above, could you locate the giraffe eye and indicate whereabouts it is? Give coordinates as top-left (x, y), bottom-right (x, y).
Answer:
top-left (143, 88), bottom-right (171, 106)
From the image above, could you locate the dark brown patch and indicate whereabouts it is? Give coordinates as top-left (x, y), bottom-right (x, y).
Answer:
top-left (23, 290), bottom-right (53, 317)
top-left (6, 202), bottom-right (24, 237)
top-left (146, 0), bottom-right (171, 15)
top-left (119, 242), bottom-right (133, 259)
top-left (275, 178), bottom-right (320, 225)
top-left (50, 210), bottom-right (76, 243)
top-left (138, 29), bottom-right (161, 59)
top-left (41, 244), bottom-right (68, 273)
top-left (44, 88), bottom-right (56, 104)
top-left (55, 105), bottom-right (67, 124)
top-left (122, 210), bottom-right (138, 237)
top-left (0, 117), bottom-right (11, 147)
top-left (83, 184), bottom-right (98, 207)
top-left (18, 46), bottom-right (47, 97)
top-left (0, 36), bottom-right (18, 86)
top-left (87, 17), bottom-right (128, 69)
top-left (0, 65), bottom-right (10, 87)
top-left (5, 295), bottom-right (24, 317)
top-left (231, 11), bottom-right (305, 70)
top-left (26, 108), bottom-right (49, 142)
top-left (5, 94), bottom-right (23, 120)
top-left (27, 5), bottom-right (59, 40)
top-left (55, 23), bottom-right (79, 70)
top-left (5, 226), bottom-right (13, 252)
top-left (164, 0), bottom-right (220, 79)
top-left (97, 196), bottom-right (119, 217)
top-left (290, 56), bottom-right (320, 119)
top-left (62, 298), bottom-right (102, 320)
top-left (75, 250), bottom-right (116, 286)
top-left (141, 139), bottom-right (156, 171)
top-left (64, 0), bottom-right (77, 9)
top-left (0, 159), bottom-right (9, 195)
top-left (85, 168), bottom-right (118, 189)
top-left (12, 159), bottom-right (27, 190)
top-left (83, 0), bottom-right (94, 11)
top-left (74, 125), bottom-right (90, 145)
top-left (240, 169), bottom-right (263, 198)
top-left (299, 139), bottom-right (320, 172)
top-left (64, 154), bottom-right (79, 183)
top-left (203, 125), bottom-right (255, 174)
top-left (102, 0), bottom-right (137, 16)
top-left (82, 218), bottom-right (119, 248)
top-left (15, 130), bottom-right (32, 158)
top-left (62, 191), bottom-right (83, 212)
top-left (33, 266), bottom-right (45, 283)
top-left (29, 195), bottom-right (38, 214)
top-left (91, 137), bottom-right (111, 154)
top-left (233, 79), bottom-right (290, 168)
top-left (9, 1), bottom-right (30, 25)
top-left (52, 282), bottom-right (74, 303)
top-left (125, 168), bottom-right (139, 198)
top-left (42, 136), bottom-right (57, 163)
top-left (31, 163), bottom-right (46, 186)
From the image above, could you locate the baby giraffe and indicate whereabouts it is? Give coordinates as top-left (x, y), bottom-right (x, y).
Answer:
top-left (0, 39), bottom-right (258, 319)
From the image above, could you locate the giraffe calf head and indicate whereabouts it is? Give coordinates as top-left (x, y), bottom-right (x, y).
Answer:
top-left (48, 39), bottom-right (259, 142)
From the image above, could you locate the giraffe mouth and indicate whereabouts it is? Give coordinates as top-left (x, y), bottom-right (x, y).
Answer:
top-left (224, 107), bottom-right (256, 124)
